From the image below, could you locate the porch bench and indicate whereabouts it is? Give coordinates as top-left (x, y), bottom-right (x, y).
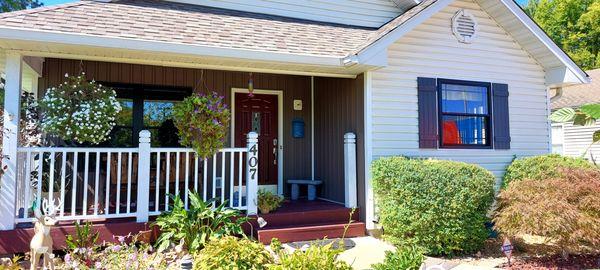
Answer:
top-left (287, 180), bottom-right (323, 201)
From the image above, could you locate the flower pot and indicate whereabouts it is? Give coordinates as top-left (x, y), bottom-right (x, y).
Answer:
top-left (259, 208), bottom-right (271, 214)
top-left (138, 230), bottom-right (153, 244)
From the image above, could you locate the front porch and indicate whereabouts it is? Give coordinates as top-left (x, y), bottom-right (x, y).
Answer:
top-left (0, 199), bottom-right (364, 254)
top-left (0, 56), bottom-right (366, 245)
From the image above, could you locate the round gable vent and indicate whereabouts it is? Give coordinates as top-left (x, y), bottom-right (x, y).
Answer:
top-left (452, 9), bottom-right (478, 43)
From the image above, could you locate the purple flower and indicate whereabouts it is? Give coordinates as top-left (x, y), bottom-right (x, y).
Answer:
top-left (65, 254), bottom-right (72, 264)
top-left (111, 245), bottom-right (122, 252)
top-left (95, 261), bottom-right (102, 269)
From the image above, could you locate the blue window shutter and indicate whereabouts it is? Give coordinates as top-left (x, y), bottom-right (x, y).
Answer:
top-left (492, 83), bottom-right (511, 149)
top-left (417, 77), bottom-right (438, 149)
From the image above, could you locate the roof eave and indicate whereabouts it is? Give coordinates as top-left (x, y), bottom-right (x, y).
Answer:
top-left (0, 27), bottom-right (346, 68)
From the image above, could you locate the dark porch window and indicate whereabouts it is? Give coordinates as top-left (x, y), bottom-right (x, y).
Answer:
top-left (105, 85), bottom-right (192, 147)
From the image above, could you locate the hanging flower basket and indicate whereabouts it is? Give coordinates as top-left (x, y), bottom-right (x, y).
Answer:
top-left (40, 73), bottom-right (121, 145)
top-left (172, 92), bottom-right (230, 158)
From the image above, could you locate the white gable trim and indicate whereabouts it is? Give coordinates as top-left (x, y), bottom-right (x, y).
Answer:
top-left (496, 0), bottom-right (589, 85)
top-left (354, 0), bottom-right (590, 85)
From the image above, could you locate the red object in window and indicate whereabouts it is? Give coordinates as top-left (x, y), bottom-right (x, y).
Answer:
top-left (442, 121), bottom-right (461, 145)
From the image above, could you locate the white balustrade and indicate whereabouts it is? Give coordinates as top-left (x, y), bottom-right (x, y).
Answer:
top-left (10, 131), bottom-right (259, 225)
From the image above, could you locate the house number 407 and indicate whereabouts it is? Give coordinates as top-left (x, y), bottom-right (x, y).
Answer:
top-left (249, 144), bottom-right (258, 179)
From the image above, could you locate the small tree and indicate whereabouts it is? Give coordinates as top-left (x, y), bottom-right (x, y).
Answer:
top-left (551, 103), bottom-right (600, 156)
top-left (494, 168), bottom-right (600, 258)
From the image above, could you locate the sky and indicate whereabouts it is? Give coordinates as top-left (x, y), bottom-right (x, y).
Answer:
top-left (41, 0), bottom-right (531, 7)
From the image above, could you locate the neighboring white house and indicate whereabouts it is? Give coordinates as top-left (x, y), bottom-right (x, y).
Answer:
top-left (0, 0), bottom-right (590, 239)
top-left (551, 68), bottom-right (600, 161)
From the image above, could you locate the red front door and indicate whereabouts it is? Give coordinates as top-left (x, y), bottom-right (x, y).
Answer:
top-left (235, 93), bottom-right (278, 186)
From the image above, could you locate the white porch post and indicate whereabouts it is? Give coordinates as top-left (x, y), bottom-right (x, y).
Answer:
top-left (0, 52), bottom-right (22, 230)
top-left (136, 130), bottom-right (151, 222)
top-left (246, 132), bottom-right (258, 215)
top-left (344, 133), bottom-right (357, 208)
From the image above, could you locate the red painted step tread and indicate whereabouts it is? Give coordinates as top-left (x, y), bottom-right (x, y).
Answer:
top-left (257, 222), bottom-right (366, 244)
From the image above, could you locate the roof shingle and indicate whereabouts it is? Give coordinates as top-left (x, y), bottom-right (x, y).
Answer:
top-left (0, 0), bottom-right (379, 57)
top-left (552, 69), bottom-right (600, 110)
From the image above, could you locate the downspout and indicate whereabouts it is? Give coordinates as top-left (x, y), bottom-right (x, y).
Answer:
top-left (549, 87), bottom-right (563, 102)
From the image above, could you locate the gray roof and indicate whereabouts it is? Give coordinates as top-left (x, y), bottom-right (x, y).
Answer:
top-left (551, 69), bottom-right (600, 110)
top-left (0, 0), bottom-right (436, 58)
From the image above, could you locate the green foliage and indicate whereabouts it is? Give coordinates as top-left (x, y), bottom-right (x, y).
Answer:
top-left (1, 0), bottom-right (41, 12)
top-left (494, 168), bottom-right (600, 256)
top-left (372, 157), bottom-right (495, 256)
top-left (153, 192), bottom-right (247, 253)
top-left (371, 245), bottom-right (425, 270)
top-left (194, 236), bottom-right (273, 270)
top-left (270, 242), bottom-right (352, 270)
top-left (257, 189), bottom-right (284, 214)
top-left (0, 256), bottom-right (23, 270)
top-left (61, 234), bottom-right (173, 270)
top-left (503, 154), bottom-right (596, 188)
top-left (172, 92), bottom-right (230, 158)
top-left (40, 73), bottom-right (121, 144)
top-left (525, 0), bottom-right (600, 70)
top-left (65, 221), bottom-right (99, 252)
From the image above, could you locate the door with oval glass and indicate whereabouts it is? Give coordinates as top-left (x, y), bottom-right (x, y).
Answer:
top-left (235, 93), bottom-right (278, 186)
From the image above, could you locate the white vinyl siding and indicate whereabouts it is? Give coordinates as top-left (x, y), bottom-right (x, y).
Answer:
top-left (370, 0), bottom-right (549, 188)
top-left (166, 0), bottom-right (404, 27)
top-left (557, 122), bottom-right (600, 160)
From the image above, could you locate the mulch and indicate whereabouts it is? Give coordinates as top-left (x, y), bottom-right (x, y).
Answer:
top-left (501, 254), bottom-right (600, 270)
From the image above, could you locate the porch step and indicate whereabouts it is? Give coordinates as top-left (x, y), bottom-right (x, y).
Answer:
top-left (256, 207), bottom-right (358, 228)
top-left (256, 221), bottom-right (366, 244)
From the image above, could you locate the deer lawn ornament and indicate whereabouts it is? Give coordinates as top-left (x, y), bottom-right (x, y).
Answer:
top-left (30, 198), bottom-right (61, 270)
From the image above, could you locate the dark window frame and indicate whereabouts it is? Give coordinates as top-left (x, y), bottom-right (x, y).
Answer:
top-left (437, 79), bottom-right (493, 149)
top-left (101, 83), bottom-right (192, 147)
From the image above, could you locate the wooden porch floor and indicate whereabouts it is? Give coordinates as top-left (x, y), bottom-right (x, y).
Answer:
top-left (0, 199), bottom-right (364, 255)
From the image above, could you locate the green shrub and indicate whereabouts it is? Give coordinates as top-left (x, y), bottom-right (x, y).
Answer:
top-left (371, 245), bottom-right (424, 270)
top-left (269, 242), bottom-right (352, 270)
top-left (372, 157), bottom-right (495, 256)
top-left (194, 236), bottom-right (273, 270)
top-left (257, 189), bottom-right (284, 214)
top-left (494, 168), bottom-right (600, 256)
top-left (503, 154), bottom-right (595, 188)
top-left (154, 191), bottom-right (247, 252)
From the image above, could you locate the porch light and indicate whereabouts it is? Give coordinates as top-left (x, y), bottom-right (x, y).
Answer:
top-left (248, 72), bottom-right (254, 97)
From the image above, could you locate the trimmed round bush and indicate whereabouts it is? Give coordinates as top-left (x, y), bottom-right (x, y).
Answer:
top-left (372, 157), bottom-right (495, 256)
top-left (502, 154), bottom-right (596, 188)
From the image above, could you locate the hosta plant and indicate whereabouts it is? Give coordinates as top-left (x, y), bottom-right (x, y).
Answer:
top-left (494, 168), bottom-right (600, 257)
top-left (40, 73), bottom-right (121, 144)
top-left (257, 189), bottom-right (284, 214)
top-left (172, 92), bottom-right (230, 158)
top-left (154, 191), bottom-right (247, 252)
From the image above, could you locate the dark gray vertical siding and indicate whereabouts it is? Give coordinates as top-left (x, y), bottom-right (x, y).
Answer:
top-left (314, 76), bottom-right (364, 205)
top-left (42, 58), bottom-right (312, 196)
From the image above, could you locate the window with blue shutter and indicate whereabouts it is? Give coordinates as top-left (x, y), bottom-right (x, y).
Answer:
top-left (417, 78), bottom-right (510, 150)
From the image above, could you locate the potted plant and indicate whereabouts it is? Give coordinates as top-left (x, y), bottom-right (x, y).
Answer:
top-left (172, 92), bottom-right (230, 158)
top-left (257, 189), bottom-right (284, 214)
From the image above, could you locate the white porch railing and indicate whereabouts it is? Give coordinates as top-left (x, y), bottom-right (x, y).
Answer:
top-left (13, 131), bottom-right (259, 224)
